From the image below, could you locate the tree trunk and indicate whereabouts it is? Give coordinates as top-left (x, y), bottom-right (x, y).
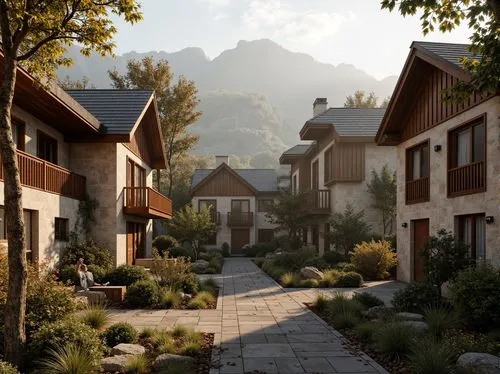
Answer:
top-left (167, 158), bottom-right (173, 198)
top-left (0, 56), bottom-right (27, 366)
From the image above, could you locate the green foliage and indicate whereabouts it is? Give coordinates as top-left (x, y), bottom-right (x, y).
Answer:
top-left (244, 243), bottom-right (276, 257)
top-left (186, 298), bottom-right (207, 309)
top-left (331, 310), bottom-right (359, 330)
top-left (315, 294), bottom-right (329, 312)
top-left (261, 260), bottom-right (287, 281)
top-left (180, 342), bottom-right (201, 356)
top-left (254, 258), bottom-right (265, 267)
top-left (171, 325), bottom-right (189, 338)
top-left (57, 264), bottom-right (79, 285)
top-left (86, 264), bottom-right (108, 284)
top-left (326, 294), bottom-right (364, 318)
top-left (344, 90), bottom-right (387, 108)
top-left (272, 249), bottom-right (316, 271)
top-left (105, 264), bottom-right (149, 286)
top-left (194, 291), bottom-right (215, 305)
top-left (352, 293), bottom-right (385, 309)
top-left (303, 257), bottom-right (330, 270)
top-left (38, 344), bottom-right (99, 374)
top-left (422, 229), bottom-right (471, 294)
top-left (105, 323), bottom-right (138, 347)
top-left (139, 328), bottom-right (155, 339)
top-left (151, 256), bottom-right (199, 293)
top-left (354, 322), bottom-right (378, 341)
top-left (201, 278), bottom-right (218, 293)
top-left (442, 329), bottom-right (498, 361)
top-left (374, 322), bottom-right (415, 358)
top-left (161, 288), bottom-right (182, 309)
top-left (350, 240), bottom-right (397, 280)
top-left (366, 165), bottom-right (396, 236)
top-left (0, 361), bottom-right (19, 374)
top-left (125, 355), bottom-right (148, 374)
top-left (167, 247), bottom-right (195, 259)
top-left (125, 280), bottom-right (161, 308)
top-left (153, 235), bottom-right (179, 257)
top-left (450, 263), bottom-right (500, 330)
top-left (29, 319), bottom-right (103, 365)
top-left (409, 338), bottom-right (453, 374)
top-left (298, 278), bottom-right (319, 288)
top-left (59, 240), bottom-right (113, 269)
top-left (341, 263), bottom-right (357, 272)
top-left (74, 195), bottom-right (99, 242)
top-left (320, 269), bottom-right (341, 287)
top-left (280, 272), bottom-right (300, 287)
top-left (423, 306), bottom-right (456, 340)
top-left (79, 303), bottom-right (110, 330)
top-left (392, 281), bottom-right (441, 313)
top-left (221, 242), bottom-right (230, 257)
top-left (334, 272), bottom-right (363, 288)
top-left (329, 203), bottom-right (371, 258)
top-left (322, 250), bottom-right (345, 266)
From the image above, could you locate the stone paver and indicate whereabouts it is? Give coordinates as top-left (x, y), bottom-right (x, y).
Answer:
top-left (109, 258), bottom-right (394, 373)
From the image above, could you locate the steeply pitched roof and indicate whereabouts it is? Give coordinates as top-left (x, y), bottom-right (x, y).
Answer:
top-left (412, 41), bottom-right (478, 70)
top-left (192, 168), bottom-right (279, 192)
top-left (66, 89), bottom-right (154, 135)
top-left (305, 108), bottom-right (386, 137)
top-left (282, 144), bottom-right (313, 156)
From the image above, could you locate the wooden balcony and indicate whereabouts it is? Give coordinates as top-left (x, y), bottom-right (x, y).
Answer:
top-left (227, 212), bottom-right (254, 227)
top-left (123, 187), bottom-right (173, 219)
top-left (448, 161), bottom-right (486, 197)
top-left (306, 189), bottom-right (331, 214)
top-left (0, 150), bottom-right (86, 200)
top-left (405, 177), bottom-right (430, 204)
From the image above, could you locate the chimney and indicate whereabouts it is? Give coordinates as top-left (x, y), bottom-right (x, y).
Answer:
top-left (215, 155), bottom-right (229, 167)
top-left (313, 98), bottom-right (328, 116)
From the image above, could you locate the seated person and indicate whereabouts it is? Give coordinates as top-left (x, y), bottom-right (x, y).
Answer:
top-left (77, 261), bottom-right (108, 290)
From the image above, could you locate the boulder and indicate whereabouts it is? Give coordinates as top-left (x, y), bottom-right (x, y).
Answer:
top-left (111, 343), bottom-right (145, 356)
top-left (457, 353), bottom-right (500, 374)
top-left (363, 306), bottom-right (394, 320)
top-left (401, 321), bottom-right (429, 334)
top-left (180, 292), bottom-right (192, 301)
top-left (153, 353), bottom-right (195, 371)
top-left (300, 266), bottom-right (324, 280)
top-left (396, 312), bottom-right (424, 321)
top-left (192, 260), bottom-right (209, 273)
top-left (101, 355), bottom-right (135, 372)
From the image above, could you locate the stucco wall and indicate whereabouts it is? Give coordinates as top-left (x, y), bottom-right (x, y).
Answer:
top-left (395, 97), bottom-right (500, 282)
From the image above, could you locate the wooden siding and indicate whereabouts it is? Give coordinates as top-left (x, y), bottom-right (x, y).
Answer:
top-left (124, 118), bottom-right (152, 165)
top-left (401, 66), bottom-right (489, 141)
top-left (194, 168), bottom-right (255, 196)
top-left (324, 143), bottom-right (365, 183)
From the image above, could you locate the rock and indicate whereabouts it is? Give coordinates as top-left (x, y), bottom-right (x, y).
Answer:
top-left (111, 343), bottom-right (145, 356)
top-left (396, 312), bottom-right (424, 321)
top-left (192, 260), bottom-right (209, 273)
top-left (363, 306), bottom-right (394, 320)
top-left (401, 321), bottom-right (429, 334)
top-left (153, 353), bottom-right (195, 371)
top-left (101, 355), bottom-right (135, 371)
top-left (180, 292), bottom-right (192, 301)
top-left (457, 353), bottom-right (500, 374)
top-left (300, 266), bottom-right (324, 280)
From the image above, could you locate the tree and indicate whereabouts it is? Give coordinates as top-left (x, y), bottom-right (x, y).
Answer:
top-left (366, 165), bottom-right (397, 237)
top-left (167, 205), bottom-right (217, 260)
top-left (329, 203), bottom-right (372, 258)
top-left (0, 0), bottom-right (141, 365)
top-left (58, 75), bottom-right (95, 89)
top-left (344, 90), bottom-right (388, 108)
top-left (265, 190), bottom-right (314, 250)
top-left (381, 0), bottom-right (500, 101)
top-left (109, 58), bottom-right (201, 196)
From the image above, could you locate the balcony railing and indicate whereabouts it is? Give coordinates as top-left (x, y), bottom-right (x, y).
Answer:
top-left (227, 212), bottom-right (254, 227)
top-left (405, 177), bottom-right (430, 204)
top-left (448, 161), bottom-right (486, 197)
top-left (306, 189), bottom-right (331, 214)
top-left (123, 187), bottom-right (173, 219)
top-left (210, 211), bottom-right (221, 225)
top-left (0, 150), bottom-right (86, 200)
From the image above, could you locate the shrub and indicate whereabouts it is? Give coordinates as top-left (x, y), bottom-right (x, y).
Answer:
top-left (125, 355), bottom-right (148, 374)
top-left (352, 293), bottom-right (384, 309)
top-left (29, 319), bottom-right (103, 364)
top-left (161, 288), bottom-right (182, 309)
top-left (187, 298), bottom-right (207, 309)
top-left (303, 257), bottom-right (330, 270)
top-left (38, 344), bottom-right (99, 374)
top-left (201, 278), bottom-right (218, 293)
top-left (221, 242), bottom-right (230, 257)
top-left (322, 250), bottom-right (345, 266)
top-left (272, 249), bottom-right (316, 271)
top-left (254, 258), bottom-right (265, 267)
top-left (315, 294), bottom-right (329, 312)
top-left (139, 328), bottom-right (155, 339)
top-left (87, 264), bottom-right (107, 284)
top-left (350, 240), bottom-right (397, 280)
top-left (244, 243), bottom-right (275, 257)
top-left (125, 280), bottom-right (161, 308)
top-left (153, 235), bottom-right (179, 257)
top-left (261, 260), bottom-right (287, 281)
top-left (332, 310), bottom-right (359, 330)
top-left (392, 281), bottom-right (441, 313)
top-left (171, 325), bottom-right (189, 338)
top-left (354, 322), bottom-right (377, 341)
top-left (0, 361), bottom-right (19, 374)
top-left (374, 322), bottom-right (415, 358)
top-left (168, 247), bottom-right (195, 259)
top-left (79, 303), bottom-right (110, 330)
top-left (342, 263), bottom-right (357, 273)
top-left (104, 322), bottom-right (138, 347)
top-left (59, 240), bottom-right (113, 269)
top-left (195, 291), bottom-right (215, 305)
top-left (450, 263), bottom-right (500, 331)
top-left (442, 329), bottom-right (497, 361)
top-left (280, 272), bottom-right (300, 287)
top-left (409, 338), bottom-right (453, 374)
top-left (151, 257), bottom-right (198, 293)
top-left (299, 278), bottom-right (319, 288)
top-left (423, 306), bottom-right (455, 339)
top-left (105, 264), bottom-right (149, 286)
top-left (320, 269), bottom-right (340, 287)
top-left (334, 272), bottom-right (363, 288)
top-left (326, 294), bottom-right (364, 318)
top-left (58, 264), bottom-right (79, 285)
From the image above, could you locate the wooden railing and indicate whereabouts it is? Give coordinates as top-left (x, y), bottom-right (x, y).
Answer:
top-left (123, 187), bottom-right (173, 218)
top-left (227, 212), bottom-right (254, 227)
top-left (448, 161), bottom-right (486, 197)
top-left (210, 211), bottom-right (221, 225)
top-left (306, 189), bottom-right (331, 213)
top-left (405, 177), bottom-right (430, 204)
top-left (0, 150), bottom-right (86, 200)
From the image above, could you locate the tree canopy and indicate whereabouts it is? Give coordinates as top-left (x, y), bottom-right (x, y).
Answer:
top-left (344, 90), bottom-right (390, 108)
top-left (366, 165), bottom-right (397, 237)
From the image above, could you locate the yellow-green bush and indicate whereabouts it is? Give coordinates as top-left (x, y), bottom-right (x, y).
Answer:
top-left (350, 240), bottom-right (397, 280)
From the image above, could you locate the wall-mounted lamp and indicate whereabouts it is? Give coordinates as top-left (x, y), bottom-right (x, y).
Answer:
top-left (486, 216), bottom-right (495, 224)
top-left (434, 145), bottom-right (442, 152)
top-left (401, 222), bottom-right (408, 228)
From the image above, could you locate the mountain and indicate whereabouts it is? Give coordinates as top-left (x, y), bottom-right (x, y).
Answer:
top-left (58, 39), bottom-right (398, 166)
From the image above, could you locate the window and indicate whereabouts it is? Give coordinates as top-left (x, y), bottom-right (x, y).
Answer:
top-left (258, 199), bottom-right (273, 212)
top-left (55, 218), bottom-right (69, 241)
top-left (450, 118), bottom-right (485, 168)
top-left (324, 147), bottom-right (333, 182)
top-left (126, 158), bottom-right (146, 187)
top-left (37, 130), bottom-right (58, 164)
top-left (0, 207), bottom-right (34, 261)
top-left (312, 160), bottom-right (319, 189)
top-left (457, 214), bottom-right (486, 261)
top-left (231, 200), bottom-right (250, 213)
top-left (12, 118), bottom-right (25, 151)
top-left (292, 174), bottom-right (297, 193)
top-left (405, 140), bottom-right (430, 204)
top-left (258, 229), bottom-right (274, 244)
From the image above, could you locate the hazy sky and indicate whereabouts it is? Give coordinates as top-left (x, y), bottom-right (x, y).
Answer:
top-left (111, 0), bottom-right (471, 80)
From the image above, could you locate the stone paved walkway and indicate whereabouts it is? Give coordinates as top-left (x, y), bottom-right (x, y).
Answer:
top-left (109, 258), bottom-right (394, 374)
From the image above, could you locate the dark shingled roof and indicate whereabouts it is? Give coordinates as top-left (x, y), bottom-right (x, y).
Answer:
top-left (412, 41), bottom-right (478, 69)
top-left (282, 144), bottom-right (312, 156)
top-left (192, 168), bottom-right (279, 192)
top-left (66, 89), bottom-right (154, 134)
top-left (306, 108), bottom-right (386, 137)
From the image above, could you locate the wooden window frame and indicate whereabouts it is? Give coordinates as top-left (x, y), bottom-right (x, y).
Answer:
top-left (457, 213), bottom-right (485, 261)
top-left (126, 157), bottom-right (146, 188)
top-left (12, 117), bottom-right (25, 151)
top-left (37, 130), bottom-right (58, 165)
top-left (54, 217), bottom-right (69, 242)
top-left (292, 174), bottom-right (297, 193)
top-left (231, 199), bottom-right (250, 212)
top-left (405, 139), bottom-right (430, 204)
top-left (447, 114), bottom-right (487, 197)
top-left (324, 146), bottom-right (333, 183)
top-left (257, 199), bottom-right (273, 213)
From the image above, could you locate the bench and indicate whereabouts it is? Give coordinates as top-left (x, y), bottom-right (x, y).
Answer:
top-left (89, 286), bottom-right (126, 304)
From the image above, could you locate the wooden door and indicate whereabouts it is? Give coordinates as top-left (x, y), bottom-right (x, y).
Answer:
top-left (231, 229), bottom-right (250, 255)
top-left (126, 222), bottom-right (135, 264)
top-left (413, 219), bottom-right (429, 281)
top-left (127, 222), bottom-right (146, 264)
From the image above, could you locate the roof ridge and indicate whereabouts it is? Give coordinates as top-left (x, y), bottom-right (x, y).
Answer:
top-left (65, 89), bottom-right (154, 92)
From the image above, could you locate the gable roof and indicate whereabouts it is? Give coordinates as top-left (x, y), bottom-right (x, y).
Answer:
top-left (412, 41), bottom-right (479, 70)
top-left (66, 89), bottom-right (154, 135)
top-left (192, 164), bottom-right (279, 193)
top-left (279, 143), bottom-right (314, 164)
